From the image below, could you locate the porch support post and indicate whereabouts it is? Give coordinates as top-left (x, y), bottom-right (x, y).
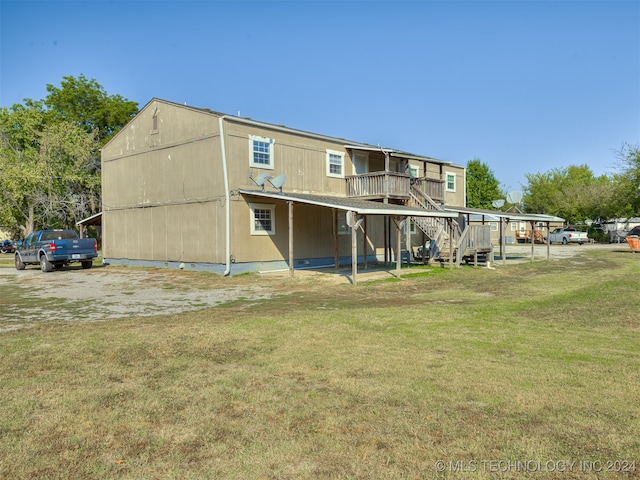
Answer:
top-left (384, 217), bottom-right (388, 264)
top-left (288, 201), bottom-right (294, 277)
top-left (530, 220), bottom-right (535, 263)
top-left (448, 219), bottom-right (454, 269)
top-left (546, 222), bottom-right (551, 260)
top-left (392, 216), bottom-right (406, 278)
top-left (333, 209), bottom-right (339, 272)
top-left (363, 216), bottom-right (368, 270)
top-left (499, 217), bottom-right (505, 264)
top-left (348, 211), bottom-right (363, 285)
top-left (502, 217), bottom-right (508, 266)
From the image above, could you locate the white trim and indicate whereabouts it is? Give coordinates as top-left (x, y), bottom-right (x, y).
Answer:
top-left (249, 135), bottom-right (275, 170)
top-left (250, 203), bottom-right (276, 235)
top-left (326, 149), bottom-right (345, 178)
top-left (445, 171), bottom-right (456, 192)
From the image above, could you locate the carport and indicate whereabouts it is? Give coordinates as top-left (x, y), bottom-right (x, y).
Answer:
top-left (76, 212), bottom-right (102, 239)
top-left (444, 206), bottom-right (564, 265)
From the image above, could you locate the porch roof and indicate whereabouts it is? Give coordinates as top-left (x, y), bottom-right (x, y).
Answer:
top-left (76, 211), bottom-right (103, 227)
top-left (239, 190), bottom-right (457, 218)
top-left (344, 145), bottom-right (453, 165)
top-left (443, 206), bottom-right (564, 223)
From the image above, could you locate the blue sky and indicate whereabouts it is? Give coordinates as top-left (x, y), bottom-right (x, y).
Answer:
top-left (1, 0), bottom-right (639, 192)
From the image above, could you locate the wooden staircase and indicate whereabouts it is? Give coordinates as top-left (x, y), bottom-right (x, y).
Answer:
top-left (408, 183), bottom-right (461, 264)
top-left (407, 183), bottom-right (494, 266)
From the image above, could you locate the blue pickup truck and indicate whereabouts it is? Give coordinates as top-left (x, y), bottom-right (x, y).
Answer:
top-left (15, 229), bottom-right (98, 272)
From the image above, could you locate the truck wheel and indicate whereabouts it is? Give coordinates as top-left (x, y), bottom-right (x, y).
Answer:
top-left (562, 238), bottom-right (568, 245)
top-left (40, 255), bottom-right (53, 272)
top-left (15, 254), bottom-right (25, 270)
top-left (81, 261), bottom-right (93, 269)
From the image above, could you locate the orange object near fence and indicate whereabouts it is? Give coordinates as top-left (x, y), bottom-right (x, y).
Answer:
top-left (626, 235), bottom-right (640, 253)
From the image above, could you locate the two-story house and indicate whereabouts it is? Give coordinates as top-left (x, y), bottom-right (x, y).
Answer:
top-left (101, 99), bottom-right (469, 276)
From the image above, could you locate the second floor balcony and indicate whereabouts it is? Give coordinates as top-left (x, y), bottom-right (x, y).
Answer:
top-left (346, 172), bottom-right (445, 204)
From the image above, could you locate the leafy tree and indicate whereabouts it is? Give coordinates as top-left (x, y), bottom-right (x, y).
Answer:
top-left (522, 164), bottom-right (615, 224)
top-left (611, 143), bottom-right (640, 217)
top-left (44, 74), bottom-right (138, 145)
top-left (0, 75), bottom-right (138, 237)
top-left (465, 158), bottom-right (505, 209)
top-left (0, 104), bottom-right (99, 236)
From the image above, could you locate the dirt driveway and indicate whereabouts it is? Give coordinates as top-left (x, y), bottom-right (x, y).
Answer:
top-left (0, 242), bottom-right (625, 331)
top-left (0, 265), bottom-right (273, 330)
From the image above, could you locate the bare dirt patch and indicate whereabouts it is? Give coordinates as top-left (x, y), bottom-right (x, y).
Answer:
top-left (0, 265), bottom-right (273, 328)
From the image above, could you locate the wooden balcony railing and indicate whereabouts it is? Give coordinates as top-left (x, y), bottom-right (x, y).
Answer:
top-left (413, 178), bottom-right (445, 203)
top-left (345, 172), bottom-right (410, 199)
top-left (346, 173), bottom-right (445, 203)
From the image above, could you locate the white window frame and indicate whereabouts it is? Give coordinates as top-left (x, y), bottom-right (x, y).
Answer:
top-left (490, 222), bottom-right (499, 232)
top-left (326, 149), bottom-right (345, 178)
top-left (250, 203), bottom-right (276, 235)
top-left (406, 220), bottom-right (417, 235)
top-left (249, 135), bottom-right (275, 170)
top-left (446, 172), bottom-right (456, 192)
top-left (408, 164), bottom-right (420, 178)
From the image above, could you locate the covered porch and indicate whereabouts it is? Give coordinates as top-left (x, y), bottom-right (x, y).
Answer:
top-left (445, 206), bottom-right (565, 265)
top-left (239, 190), bottom-right (457, 284)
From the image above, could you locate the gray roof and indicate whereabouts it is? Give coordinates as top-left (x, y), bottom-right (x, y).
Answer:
top-left (239, 190), bottom-right (457, 218)
top-left (147, 98), bottom-right (460, 168)
top-left (444, 205), bottom-right (564, 223)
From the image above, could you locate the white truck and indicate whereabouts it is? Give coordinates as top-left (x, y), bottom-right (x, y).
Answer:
top-left (547, 227), bottom-right (589, 245)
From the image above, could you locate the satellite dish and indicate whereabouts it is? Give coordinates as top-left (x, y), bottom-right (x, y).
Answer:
top-left (268, 174), bottom-right (287, 192)
top-left (492, 199), bottom-right (505, 209)
top-left (506, 191), bottom-right (523, 204)
top-left (249, 172), bottom-right (271, 190)
top-left (254, 173), bottom-right (270, 185)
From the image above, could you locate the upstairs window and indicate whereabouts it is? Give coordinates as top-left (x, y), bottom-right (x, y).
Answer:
top-left (250, 203), bottom-right (275, 235)
top-left (446, 172), bottom-right (456, 192)
top-left (249, 135), bottom-right (275, 169)
top-left (326, 149), bottom-right (344, 178)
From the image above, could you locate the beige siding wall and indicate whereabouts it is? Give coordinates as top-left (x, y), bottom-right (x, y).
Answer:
top-left (444, 164), bottom-right (466, 206)
top-left (223, 121), bottom-right (350, 196)
top-left (102, 100), bottom-right (226, 263)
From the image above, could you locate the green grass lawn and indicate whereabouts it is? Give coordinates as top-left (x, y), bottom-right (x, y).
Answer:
top-left (1, 250), bottom-right (639, 479)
